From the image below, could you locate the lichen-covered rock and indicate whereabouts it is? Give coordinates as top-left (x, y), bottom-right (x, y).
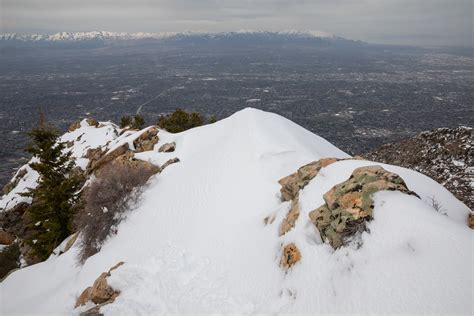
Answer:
top-left (309, 165), bottom-right (419, 249)
top-left (279, 200), bottom-right (299, 236)
top-left (133, 127), bottom-right (159, 152)
top-left (280, 243), bottom-right (301, 269)
top-left (278, 158), bottom-right (339, 202)
top-left (75, 262), bottom-right (124, 308)
top-left (159, 142), bottom-right (176, 153)
top-left (276, 158), bottom-right (340, 235)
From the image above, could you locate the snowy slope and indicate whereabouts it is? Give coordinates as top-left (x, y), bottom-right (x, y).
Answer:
top-left (0, 108), bottom-right (472, 315)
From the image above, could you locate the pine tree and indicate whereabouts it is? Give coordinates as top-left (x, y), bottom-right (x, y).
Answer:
top-left (132, 114), bottom-right (145, 130)
top-left (22, 116), bottom-right (83, 260)
top-left (120, 115), bottom-right (132, 128)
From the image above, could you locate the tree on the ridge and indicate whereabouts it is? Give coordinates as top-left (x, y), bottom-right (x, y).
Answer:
top-left (22, 115), bottom-right (83, 260)
top-left (120, 114), bottom-right (145, 130)
top-left (132, 114), bottom-right (145, 130)
top-left (157, 108), bottom-right (207, 133)
top-left (120, 115), bottom-right (133, 128)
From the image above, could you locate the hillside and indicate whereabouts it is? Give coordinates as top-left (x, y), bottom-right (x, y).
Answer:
top-left (366, 127), bottom-right (473, 210)
top-left (0, 108), bottom-right (472, 315)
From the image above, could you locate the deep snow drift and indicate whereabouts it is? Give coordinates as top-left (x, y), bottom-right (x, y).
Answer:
top-left (1, 108), bottom-right (472, 315)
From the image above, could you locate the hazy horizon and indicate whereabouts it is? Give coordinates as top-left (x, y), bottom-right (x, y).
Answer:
top-left (1, 0), bottom-right (472, 47)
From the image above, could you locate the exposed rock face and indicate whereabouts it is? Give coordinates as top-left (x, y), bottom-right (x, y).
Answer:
top-left (87, 143), bottom-right (130, 174)
top-left (279, 158), bottom-right (339, 202)
top-left (309, 165), bottom-right (418, 249)
top-left (2, 168), bottom-right (27, 195)
top-left (158, 142), bottom-right (176, 153)
top-left (86, 118), bottom-right (99, 127)
top-left (68, 121), bottom-right (82, 132)
top-left (280, 243), bottom-right (301, 269)
top-left (85, 148), bottom-right (104, 169)
top-left (277, 158), bottom-right (339, 236)
top-left (133, 127), bottom-right (159, 152)
top-left (69, 117), bottom-right (99, 132)
top-left (469, 213), bottom-right (474, 229)
top-left (279, 200), bottom-right (299, 236)
top-left (161, 157), bottom-right (180, 171)
top-left (0, 202), bottom-right (30, 240)
top-left (75, 262), bottom-right (124, 308)
top-left (0, 230), bottom-right (15, 245)
top-left (0, 202), bottom-right (42, 265)
top-left (63, 233), bottom-right (79, 253)
top-left (366, 127), bottom-right (473, 210)
top-left (113, 152), bottom-right (160, 175)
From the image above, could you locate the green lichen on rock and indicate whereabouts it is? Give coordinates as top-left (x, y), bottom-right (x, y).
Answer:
top-left (279, 158), bottom-right (339, 202)
top-left (309, 165), bottom-right (419, 249)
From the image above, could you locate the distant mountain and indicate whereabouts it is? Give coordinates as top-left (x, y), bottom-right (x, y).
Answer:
top-left (0, 30), bottom-right (361, 48)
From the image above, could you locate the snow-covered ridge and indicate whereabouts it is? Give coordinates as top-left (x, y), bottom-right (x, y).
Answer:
top-left (0, 30), bottom-right (336, 42)
top-left (0, 108), bottom-right (471, 315)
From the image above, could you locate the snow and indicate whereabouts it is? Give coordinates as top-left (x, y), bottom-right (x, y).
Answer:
top-left (0, 164), bottom-right (38, 211)
top-left (0, 120), bottom-right (119, 212)
top-left (0, 108), bottom-right (471, 315)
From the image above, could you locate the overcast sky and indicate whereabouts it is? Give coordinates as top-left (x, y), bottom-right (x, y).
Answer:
top-left (1, 0), bottom-right (472, 46)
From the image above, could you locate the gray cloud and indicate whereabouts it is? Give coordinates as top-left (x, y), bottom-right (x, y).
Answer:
top-left (1, 0), bottom-right (472, 46)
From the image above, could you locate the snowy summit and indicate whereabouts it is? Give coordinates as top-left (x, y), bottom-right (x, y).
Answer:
top-left (0, 108), bottom-right (472, 315)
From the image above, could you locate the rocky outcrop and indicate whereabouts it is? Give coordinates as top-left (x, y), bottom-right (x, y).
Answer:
top-left (277, 158), bottom-right (339, 236)
top-left (161, 157), bottom-right (180, 171)
top-left (86, 118), bottom-right (99, 127)
top-left (2, 168), bottom-right (27, 195)
top-left (309, 165), bottom-right (419, 249)
top-left (133, 127), bottom-right (159, 152)
top-left (0, 230), bottom-right (15, 245)
top-left (279, 158), bottom-right (339, 202)
top-left (469, 213), bottom-right (474, 229)
top-left (280, 243), bottom-right (301, 269)
top-left (159, 142), bottom-right (176, 153)
top-left (113, 152), bottom-right (160, 175)
top-left (69, 117), bottom-right (99, 132)
top-left (87, 143), bottom-right (130, 174)
top-left (0, 202), bottom-right (30, 240)
top-left (75, 262), bottom-right (124, 308)
top-left (366, 127), bottom-right (473, 210)
top-left (279, 200), bottom-right (299, 236)
top-left (68, 121), bottom-right (82, 132)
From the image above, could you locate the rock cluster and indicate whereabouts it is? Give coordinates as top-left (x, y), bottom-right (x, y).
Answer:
top-left (278, 158), bottom-right (339, 236)
top-left (309, 165), bottom-right (418, 249)
top-left (75, 262), bottom-right (124, 309)
top-left (133, 127), bottom-right (159, 152)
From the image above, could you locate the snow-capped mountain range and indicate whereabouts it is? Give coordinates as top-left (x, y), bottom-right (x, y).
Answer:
top-left (0, 30), bottom-right (336, 42)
